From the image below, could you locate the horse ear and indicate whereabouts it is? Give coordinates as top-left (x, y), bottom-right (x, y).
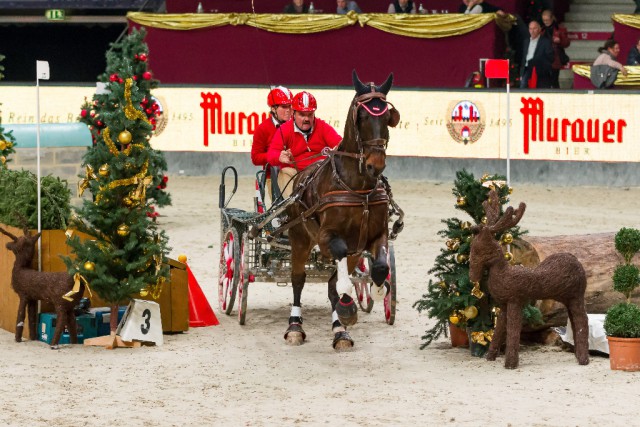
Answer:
top-left (352, 69), bottom-right (368, 95)
top-left (378, 73), bottom-right (394, 95)
top-left (388, 107), bottom-right (400, 127)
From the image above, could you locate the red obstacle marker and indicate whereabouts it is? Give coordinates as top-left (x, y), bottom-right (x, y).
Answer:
top-left (186, 264), bottom-right (219, 327)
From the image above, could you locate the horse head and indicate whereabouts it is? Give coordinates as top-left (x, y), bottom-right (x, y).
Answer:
top-left (344, 70), bottom-right (400, 179)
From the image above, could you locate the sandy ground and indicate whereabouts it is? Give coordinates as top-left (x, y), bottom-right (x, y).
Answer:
top-left (1, 175), bottom-right (640, 426)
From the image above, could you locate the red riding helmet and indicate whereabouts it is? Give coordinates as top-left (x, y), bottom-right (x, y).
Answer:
top-left (292, 91), bottom-right (317, 112)
top-left (267, 86), bottom-right (293, 107)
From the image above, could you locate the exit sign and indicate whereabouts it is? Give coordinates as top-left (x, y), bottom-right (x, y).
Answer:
top-left (45, 9), bottom-right (65, 21)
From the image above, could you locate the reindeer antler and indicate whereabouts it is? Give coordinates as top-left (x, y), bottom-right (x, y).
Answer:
top-left (490, 203), bottom-right (526, 234)
top-left (482, 189), bottom-right (502, 226)
top-left (0, 226), bottom-right (18, 241)
top-left (12, 212), bottom-right (31, 237)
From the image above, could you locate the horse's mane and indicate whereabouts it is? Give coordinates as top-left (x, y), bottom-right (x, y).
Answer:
top-left (341, 97), bottom-right (359, 151)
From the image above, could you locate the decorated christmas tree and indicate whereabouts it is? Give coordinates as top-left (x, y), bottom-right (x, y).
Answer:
top-left (0, 54), bottom-right (17, 168)
top-left (78, 28), bottom-right (170, 213)
top-left (414, 170), bottom-right (539, 356)
top-left (63, 76), bottom-right (170, 339)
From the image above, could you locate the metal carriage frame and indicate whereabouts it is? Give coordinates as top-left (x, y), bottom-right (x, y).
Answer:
top-left (217, 166), bottom-right (397, 325)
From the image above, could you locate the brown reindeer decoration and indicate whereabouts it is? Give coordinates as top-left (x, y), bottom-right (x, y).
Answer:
top-left (0, 225), bottom-right (84, 348)
top-left (468, 189), bottom-right (589, 369)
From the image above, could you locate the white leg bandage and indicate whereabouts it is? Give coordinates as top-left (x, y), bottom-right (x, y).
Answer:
top-left (371, 282), bottom-right (387, 301)
top-left (335, 258), bottom-right (352, 296)
top-left (290, 306), bottom-right (302, 317)
top-left (332, 311), bottom-right (345, 332)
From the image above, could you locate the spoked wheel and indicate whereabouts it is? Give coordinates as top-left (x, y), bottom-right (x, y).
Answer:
top-left (218, 227), bottom-right (240, 315)
top-left (384, 243), bottom-right (397, 325)
top-left (353, 257), bottom-right (374, 313)
top-left (238, 232), bottom-right (250, 325)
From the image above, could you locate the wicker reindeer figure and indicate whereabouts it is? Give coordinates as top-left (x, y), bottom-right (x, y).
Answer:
top-left (468, 190), bottom-right (589, 369)
top-left (0, 225), bottom-right (83, 348)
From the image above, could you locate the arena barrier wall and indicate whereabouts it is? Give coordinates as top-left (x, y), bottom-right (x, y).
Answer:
top-left (4, 85), bottom-right (640, 186)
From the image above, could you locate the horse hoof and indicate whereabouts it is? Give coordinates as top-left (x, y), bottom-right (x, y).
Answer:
top-left (486, 351), bottom-right (498, 361)
top-left (284, 323), bottom-right (306, 346)
top-left (50, 345), bottom-right (60, 350)
top-left (286, 332), bottom-right (305, 346)
top-left (332, 331), bottom-right (354, 351)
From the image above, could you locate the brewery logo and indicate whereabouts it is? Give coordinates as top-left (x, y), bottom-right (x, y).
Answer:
top-left (446, 100), bottom-right (485, 145)
top-left (151, 95), bottom-right (167, 137)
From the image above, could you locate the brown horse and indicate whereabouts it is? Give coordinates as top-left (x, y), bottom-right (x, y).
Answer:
top-left (283, 70), bottom-right (400, 350)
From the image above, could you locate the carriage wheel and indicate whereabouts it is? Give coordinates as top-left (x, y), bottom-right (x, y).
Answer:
top-left (218, 227), bottom-right (240, 315)
top-left (384, 243), bottom-right (397, 325)
top-left (354, 257), bottom-right (374, 313)
top-left (238, 233), bottom-right (250, 325)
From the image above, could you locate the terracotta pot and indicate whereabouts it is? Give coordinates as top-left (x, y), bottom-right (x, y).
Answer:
top-left (607, 336), bottom-right (640, 371)
top-left (449, 322), bottom-right (469, 348)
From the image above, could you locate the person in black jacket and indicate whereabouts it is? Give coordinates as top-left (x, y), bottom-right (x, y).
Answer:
top-left (519, 20), bottom-right (554, 88)
top-left (626, 38), bottom-right (640, 65)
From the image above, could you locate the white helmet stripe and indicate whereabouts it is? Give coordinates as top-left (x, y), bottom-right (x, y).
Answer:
top-left (302, 92), bottom-right (309, 107)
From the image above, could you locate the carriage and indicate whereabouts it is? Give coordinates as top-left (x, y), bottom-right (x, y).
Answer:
top-left (217, 165), bottom-right (398, 326)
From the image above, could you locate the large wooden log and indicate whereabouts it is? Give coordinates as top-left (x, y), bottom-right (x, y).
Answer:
top-left (513, 233), bottom-right (640, 329)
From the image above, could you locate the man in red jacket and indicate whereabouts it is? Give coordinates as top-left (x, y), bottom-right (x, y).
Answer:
top-left (267, 91), bottom-right (342, 198)
top-left (251, 86), bottom-right (293, 200)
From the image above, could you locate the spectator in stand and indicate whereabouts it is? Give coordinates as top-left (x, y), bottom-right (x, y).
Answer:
top-left (458, 0), bottom-right (504, 15)
top-left (626, 38), bottom-right (640, 65)
top-left (635, 0), bottom-right (640, 14)
top-left (283, 0), bottom-right (309, 13)
top-left (519, 20), bottom-right (554, 88)
top-left (337, 0), bottom-right (361, 14)
top-left (388, 0), bottom-right (416, 14)
top-left (251, 86), bottom-right (293, 201)
top-left (541, 9), bottom-right (570, 88)
top-left (594, 39), bottom-right (628, 77)
top-left (267, 91), bottom-right (342, 198)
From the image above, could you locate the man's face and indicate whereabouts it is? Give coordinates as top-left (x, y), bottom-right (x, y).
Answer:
top-left (398, 0), bottom-right (408, 6)
top-left (294, 111), bottom-right (314, 132)
top-left (293, 0), bottom-right (304, 6)
top-left (274, 104), bottom-right (292, 122)
top-left (529, 22), bottom-right (541, 39)
top-left (541, 12), bottom-right (552, 27)
top-left (337, 0), bottom-right (346, 8)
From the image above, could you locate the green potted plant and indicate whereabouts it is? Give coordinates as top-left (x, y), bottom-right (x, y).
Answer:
top-left (604, 227), bottom-right (640, 371)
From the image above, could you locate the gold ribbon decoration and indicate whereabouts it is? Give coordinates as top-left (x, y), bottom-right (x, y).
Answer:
top-left (63, 273), bottom-right (93, 301)
top-left (124, 78), bottom-right (151, 124)
top-left (78, 165), bottom-right (98, 196)
top-left (470, 329), bottom-right (494, 346)
top-left (572, 63), bottom-right (640, 87)
top-left (127, 11), bottom-right (510, 39)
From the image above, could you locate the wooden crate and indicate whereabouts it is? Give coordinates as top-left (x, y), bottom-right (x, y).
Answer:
top-left (0, 224), bottom-right (189, 336)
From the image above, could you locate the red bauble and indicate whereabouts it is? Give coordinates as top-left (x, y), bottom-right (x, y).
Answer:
top-left (109, 73), bottom-right (119, 82)
top-left (96, 120), bottom-right (103, 127)
top-left (162, 175), bottom-right (169, 183)
top-left (146, 108), bottom-right (153, 115)
top-left (141, 98), bottom-right (148, 105)
top-left (139, 53), bottom-right (147, 62)
top-left (118, 78), bottom-right (124, 84)
top-left (133, 75), bottom-right (138, 81)
top-left (150, 118), bottom-right (156, 124)
top-left (152, 103), bottom-right (159, 110)
top-left (80, 109), bottom-right (88, 118)
top-left (134, 54), bottom-right (139, 60)
top-left (142, 71), bottom-right (152, 80)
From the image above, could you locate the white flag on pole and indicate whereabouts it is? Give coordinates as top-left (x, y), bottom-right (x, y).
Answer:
top-left (36, 60), bottom-right (50, 80)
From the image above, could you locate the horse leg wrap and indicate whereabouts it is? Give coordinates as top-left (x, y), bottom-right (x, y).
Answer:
top-left (371, 283), bottom-right (387, 301)
top-left (335, 295), bottom-right (358, 326)
top-left (335, 258), bottom-right (352, 296)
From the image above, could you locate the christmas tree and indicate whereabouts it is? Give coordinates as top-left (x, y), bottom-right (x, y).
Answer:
top-left (414, 170), bottom-right (539, 356)
top-left (64, 76), bottom-right (170, 336)
top-left (78, 28), bottom-right (170, 214)
top-left (0, 54), bottom-right (17, 168)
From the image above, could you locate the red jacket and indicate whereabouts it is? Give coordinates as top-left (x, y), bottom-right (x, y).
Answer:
top-left (251, 116), bottom-right (278, 176)
top-left (267, 118), bottom-right (342, 171)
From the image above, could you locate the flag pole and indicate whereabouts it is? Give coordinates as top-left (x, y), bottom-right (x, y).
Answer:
top-left (506, 60), bottom-right (510, 186)
top-left (35, 60), bottom-right (49, 272)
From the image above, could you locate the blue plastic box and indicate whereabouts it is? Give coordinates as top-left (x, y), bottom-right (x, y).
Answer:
top-left (91, 307), bottom-right (127, 336)
top-left (38, 312), bottom-right (98, 345)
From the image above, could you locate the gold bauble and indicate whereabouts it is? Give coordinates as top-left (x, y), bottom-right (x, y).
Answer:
top-left (117, 224), bottom-right (130, 237)
top-left (456, 196), bottom-right (466, 207)
top-left (0, 140), bottom-right (6, 150)
top-left (83, 261), bottom-right (95, 271)
top-left (139, 288), bottom-right (149, 297)
top-left (178, 254), bottom-right (188, 263)
top-left (508, 187), bottom-right (513, 194)
top-left (481, 216), bottom-right (487, 224)
top-left (5, 141), bottom-right (12, 149)
top-left (504, 251), bottom-right (513, 261)
top-left (122, 197), bottom-right (134, 207)
top-left (464, 305), bottom-right (479, 320)
top-left (449, 314), bottom-right (460, 325)
top-left (465, 235), bottom-right (472, 243)
top-left (501, 233), bottom-right (513, 244)
top-left (118, 129), bottom-right (132, 145)
top-left (455, 253), bottom-right (468, 264)
top-left (0, 156), bottom-right (5, 165)
top-left (451, 239), bottom-right (460, 251)
top-left (445, 239), bottom-right (454, 250)
top-left (437, 281), bottom-right (447, 289)
top-left (98, 164), bottom-right (110, 177)
top-left (460, 221), bottom-right (472, 230)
